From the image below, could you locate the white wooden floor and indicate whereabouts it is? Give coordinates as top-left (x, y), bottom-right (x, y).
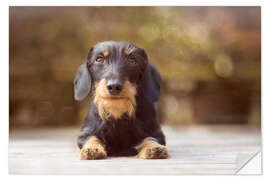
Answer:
top-left (8, 125), bottom-right (261, 175)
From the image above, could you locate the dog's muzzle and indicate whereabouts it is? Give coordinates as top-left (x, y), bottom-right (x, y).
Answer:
top-left (106, 79), bottom-right (123, 95)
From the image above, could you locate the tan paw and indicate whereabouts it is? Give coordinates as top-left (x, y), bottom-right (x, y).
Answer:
top-left (136, 138), bottom-right (169, 159)
top-left (80, 136), bottom-right (107, 160)
top-left (80, 146), bottom-right (107, 160)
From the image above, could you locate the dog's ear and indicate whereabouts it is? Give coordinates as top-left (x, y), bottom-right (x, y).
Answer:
top-left (141, 60), bottom-right (162, 103)
top-left (74, 63), bottom-right (92, 101)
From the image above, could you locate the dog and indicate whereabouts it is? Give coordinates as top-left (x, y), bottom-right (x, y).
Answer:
top-left (74, 41), bottom-right (169, 160)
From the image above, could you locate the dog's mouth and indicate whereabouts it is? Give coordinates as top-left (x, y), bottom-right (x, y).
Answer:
top-left (99, 96), bottom-right (128, 100)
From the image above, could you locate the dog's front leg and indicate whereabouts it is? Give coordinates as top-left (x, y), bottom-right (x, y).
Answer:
top-left (136, 137), bottom-right (169, 159)
top-left (79, 136), bottom-right (107, 160)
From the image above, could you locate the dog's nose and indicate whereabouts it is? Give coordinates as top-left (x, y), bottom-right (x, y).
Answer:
top-left (107, 80), bottom-right (123, 95)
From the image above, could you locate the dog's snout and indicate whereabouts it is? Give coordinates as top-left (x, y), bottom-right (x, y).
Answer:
top-left (107, 80), bottom-right (123, 95)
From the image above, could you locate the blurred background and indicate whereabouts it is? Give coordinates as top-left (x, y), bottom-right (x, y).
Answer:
top-left (9, 7), bottom-right (261, 128)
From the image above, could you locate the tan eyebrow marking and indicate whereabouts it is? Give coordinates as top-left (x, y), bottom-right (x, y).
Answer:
top-left (103, 50), bottom-right (109, 57)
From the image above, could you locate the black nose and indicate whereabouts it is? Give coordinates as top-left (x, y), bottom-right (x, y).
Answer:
top-left (107, 80), bottom-right (123, 95)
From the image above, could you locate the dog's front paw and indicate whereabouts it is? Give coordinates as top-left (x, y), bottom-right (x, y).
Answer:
top-left (80, 136), bottom-right (107, 160)
top-left (137, 145), bottom-right (169, 159)
top-left (136, 138), bottom-right (169, 159)
top-left (80, 146), bottom-right (107, 160)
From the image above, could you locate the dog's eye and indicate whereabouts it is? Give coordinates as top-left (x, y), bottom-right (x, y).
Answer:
top-left (96, 56), bottom-right (104, 63)
top-left (128, 57), bottom-right (136, 64)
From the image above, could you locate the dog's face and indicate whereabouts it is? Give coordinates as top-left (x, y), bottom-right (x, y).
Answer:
top-left (88, 41), bottom-right (148, 89)
top-left (74, 41), bottom-right (161, 120)
top-left (89, 42), bottom-right (148, 120)
top-left (74, 41), bottom-right (149, 120)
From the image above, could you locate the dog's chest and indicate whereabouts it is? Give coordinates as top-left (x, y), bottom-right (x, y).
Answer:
top-left (103, 119), bottom-right (139, 150)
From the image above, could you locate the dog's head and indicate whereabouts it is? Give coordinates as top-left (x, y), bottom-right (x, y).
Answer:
top-left (74, 41), bottom-right (161, 120)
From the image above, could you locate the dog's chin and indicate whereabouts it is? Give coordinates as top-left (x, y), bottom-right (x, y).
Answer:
top-left (97, 96), bottom-right (130, 105)
top-left (94, 95), bottom-right (136, 120)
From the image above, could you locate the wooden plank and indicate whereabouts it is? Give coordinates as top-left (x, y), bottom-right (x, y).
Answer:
top-left (8, 125), bottom-right (261, 175)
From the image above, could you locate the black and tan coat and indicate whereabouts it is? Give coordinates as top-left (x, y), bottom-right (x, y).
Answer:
top-left (74, 41), bottom-right (169, 160)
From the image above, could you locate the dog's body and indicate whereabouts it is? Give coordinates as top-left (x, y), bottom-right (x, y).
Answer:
top-left (74, 41), bottom-right (169, 159)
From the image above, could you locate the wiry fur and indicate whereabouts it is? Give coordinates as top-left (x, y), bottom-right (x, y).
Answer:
top-left (80, 136), bottom-right (107, 160)
top-left (136, 137), bottom-right (169, 159)
top-left (74, 41), bottom-right (168, 159)
top-left (94, 79), bottom-right (137, 120)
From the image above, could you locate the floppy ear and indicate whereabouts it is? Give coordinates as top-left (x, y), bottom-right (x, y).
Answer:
top-left (74, 63), bottom-right (92, 101)
top-left (141, 60), bottom-right (162, 103)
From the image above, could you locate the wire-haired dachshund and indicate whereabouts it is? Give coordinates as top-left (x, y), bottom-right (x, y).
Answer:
top-left (74, 41), bottom-right (169, 160)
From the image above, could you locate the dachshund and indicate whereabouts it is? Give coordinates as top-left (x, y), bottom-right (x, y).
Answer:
top-left (74, 41), bottom-right (169, 160)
